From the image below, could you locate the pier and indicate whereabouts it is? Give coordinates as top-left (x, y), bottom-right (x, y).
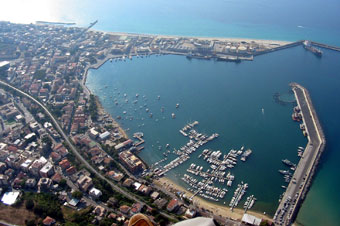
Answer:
top-left (274, 83), bottom-right (325, 226)
top-left (133, 132), bottom-right (145, 147)
top-left (311, 41), bottom-right (340, 52)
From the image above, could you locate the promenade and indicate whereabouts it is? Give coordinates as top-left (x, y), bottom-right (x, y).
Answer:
top-left (274, 83), bottom-right (325, 226)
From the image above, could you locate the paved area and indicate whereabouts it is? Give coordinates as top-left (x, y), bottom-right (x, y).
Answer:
top-left (274, 84), bottom-right (325, 226)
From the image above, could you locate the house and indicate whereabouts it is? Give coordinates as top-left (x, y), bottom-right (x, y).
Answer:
top-left (0, 174), bottom-right (9, 186)
top-left (241, 213), bottom-right (262, 226)
top-left (114, 139), bottom-right (133, 151)
top-left (51, 173), bottom-right (62, 183)
top-left (122, 178), bottom-right (133, 187)
top-left (99, 131), bottom-right (110, 140)
top-left (166, 199), bottom-right (179, 212)
top-left (1, 191), bottom-right (21, 205)
top-left (42, 216), bottom-right (56, 226)
top-left (150, 191), bottom-right (159, 200)
top-left (66, 166), bottom-right (76, 175)
top-left (119, 205), bottom-right (130, 215)
top-left (185, 208), bottom-right (197, 218)
top-left (130, 203), bottom-right (144, 216)
top-left (118, 150), bottom-right (145, 174)
top-left (25, 178), bottom-right (37, 188)
top-left (107, 197), bottom-right (118, 207)
top-left (39, 162), bottom-right (54, 178)
top-left (89, 128), bottom-right (99, 139)
top-left (106, 170), bottom-right (124, 182)
top-left (140, 185), bottom-right (152, 195)
top-left (38, 178), bottom-right (52, 191)
top-left (20, 159), bottom-right (33, 172)
top-left (0, 162), bottom-right (7, 173)
top-left (29, 157), bottom-right (47, 176)
top-left (50, 152), bottom-right (61, 162)
top-left (59, 159), bottom-right (70, 170)
top-left (93, 205), bottom-right (106, 217)
top-left (154, 198), bottom-right (168, 209)
top-left (77, 175), bottom-right (93, 192)
top-left (89, 187), bottom-right (102, 199)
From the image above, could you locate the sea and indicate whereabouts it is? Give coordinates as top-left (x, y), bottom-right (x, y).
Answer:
top-left (4, 0), bottom-right (340, 225)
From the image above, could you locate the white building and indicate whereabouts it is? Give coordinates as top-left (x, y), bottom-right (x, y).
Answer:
top-left (89, 187), bottom-right (102, 199)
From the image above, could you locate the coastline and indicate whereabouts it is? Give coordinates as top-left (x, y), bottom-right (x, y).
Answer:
top-left (100, 30), bottom-right (292, 46)
top-left (81, 31), bottom-right (302, 222)
top-left (84, 52), bottom-right (273, 222)
top-left (154, 177), bottom-right (272, 222)
top-left (83, 54), bottom-right (129, 140)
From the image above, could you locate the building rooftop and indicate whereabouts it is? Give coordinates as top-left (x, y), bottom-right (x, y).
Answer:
top-left (1, 191), bottom-right (21, 205)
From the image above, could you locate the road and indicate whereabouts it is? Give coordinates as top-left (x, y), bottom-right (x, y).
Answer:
top-left (0, 80), bottom-right (176, 221)
top-left (274, 84), bottom-right (325, 226)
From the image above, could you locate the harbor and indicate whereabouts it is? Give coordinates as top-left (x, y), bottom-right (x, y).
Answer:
top-left (87, 49), bottom-right (311, 216)
top-left (274, 83), bottom-right (326, 225)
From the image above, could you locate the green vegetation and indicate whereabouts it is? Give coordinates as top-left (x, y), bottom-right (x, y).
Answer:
top-left (33, 69), bottom-right (46, 80)
top-left (25, 199), bottom-right (34, 210)
top-left (23, 192), bottom-right (63, 220)
top-left (59, 179), bottom-right (67, 188)
top-left (41, 136), bottom-right (53, 157)
top-left (72, 190), bottom-right (83, 200)
top-left (89, 94), bottom-right (98, 121)
top-left (62, 206), bottom-right (94, 226)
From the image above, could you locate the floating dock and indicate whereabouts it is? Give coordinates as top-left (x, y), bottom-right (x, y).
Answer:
top-left (274, 83), bottom-right (326, 226)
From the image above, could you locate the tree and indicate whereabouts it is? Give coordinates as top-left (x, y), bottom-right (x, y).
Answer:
top-left (72, 190), bottom-right (83, 200)
top-left (33, 70), bottom-right (46, 80)
top-left (42, 136), bottom-right (53, 156)
top-left (25, 220), bottom-right (36, 226)
top-left (59, 179), bottom-right (67, 188)
top-left (25, 199), bottom-right (34, 210)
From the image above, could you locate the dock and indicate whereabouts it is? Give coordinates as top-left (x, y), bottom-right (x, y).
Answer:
top-left (273, 83), bottom-right (326, 225)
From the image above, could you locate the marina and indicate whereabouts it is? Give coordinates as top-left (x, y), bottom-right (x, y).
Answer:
top-left (154, 121), bottom-right (219, 176)
top-left (86, 45), bottom-right (338, 222)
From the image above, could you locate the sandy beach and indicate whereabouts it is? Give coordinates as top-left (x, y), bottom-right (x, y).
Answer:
top-left (154, 177), bottom-right (273, 222)
top-left (103, 31), bottom-right (292, 46)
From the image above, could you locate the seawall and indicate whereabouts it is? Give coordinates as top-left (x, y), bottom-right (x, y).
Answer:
top-left (274, 83), bottom-right (325, 226)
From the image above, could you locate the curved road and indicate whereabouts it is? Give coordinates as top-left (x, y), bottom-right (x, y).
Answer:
top-left (0, 80), bottom-right (176, 221)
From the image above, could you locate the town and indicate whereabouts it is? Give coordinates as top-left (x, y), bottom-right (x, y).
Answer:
top-left (0, 21), bottom-right (291, 225)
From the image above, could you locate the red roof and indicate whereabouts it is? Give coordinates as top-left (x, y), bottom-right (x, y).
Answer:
top-left (43, 216), bottom-right (56, 226)
top-left (51, 173), bottom-right (62, 183)
top-left (66, 166), bottom-right (76, 175)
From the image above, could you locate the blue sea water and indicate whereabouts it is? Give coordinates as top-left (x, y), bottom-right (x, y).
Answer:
top-left (3, 0), bottom-right (340, 225)
top-left (87, 46), bottom-right (340, 226)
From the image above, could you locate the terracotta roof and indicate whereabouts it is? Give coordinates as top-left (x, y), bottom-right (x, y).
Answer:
top-left (43, 216), bottom-right (56, 226)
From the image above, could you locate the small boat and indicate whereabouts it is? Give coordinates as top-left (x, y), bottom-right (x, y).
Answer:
top-left (176, 103), bottom-right (180, 108)
top-left (172, 113), bottom-right (176, 119)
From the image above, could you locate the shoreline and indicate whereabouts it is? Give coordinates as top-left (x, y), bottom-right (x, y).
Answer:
top-left (81, 31), bottom-right (302, 222)
top-left (83, 54), bottom-right (129, 140)
top-left (154, 177), bottom-right (273, 222)
top-left (84, 53), bottom-right (273, 221)
top-left (99, 30), bottom-right (293, 45)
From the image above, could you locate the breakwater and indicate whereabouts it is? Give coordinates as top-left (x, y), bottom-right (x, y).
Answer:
top-left (253, 41), bottom-right (304, 56)
top-left (274, 83), bottom-right (325, 226)
top-left (311, 41), bottom-right (340, 52)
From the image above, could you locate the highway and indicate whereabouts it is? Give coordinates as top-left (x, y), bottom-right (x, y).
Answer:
top-left (274, 83), bottom-right (325, 226)
top-left (0, 80), bottom-right (176, 221)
